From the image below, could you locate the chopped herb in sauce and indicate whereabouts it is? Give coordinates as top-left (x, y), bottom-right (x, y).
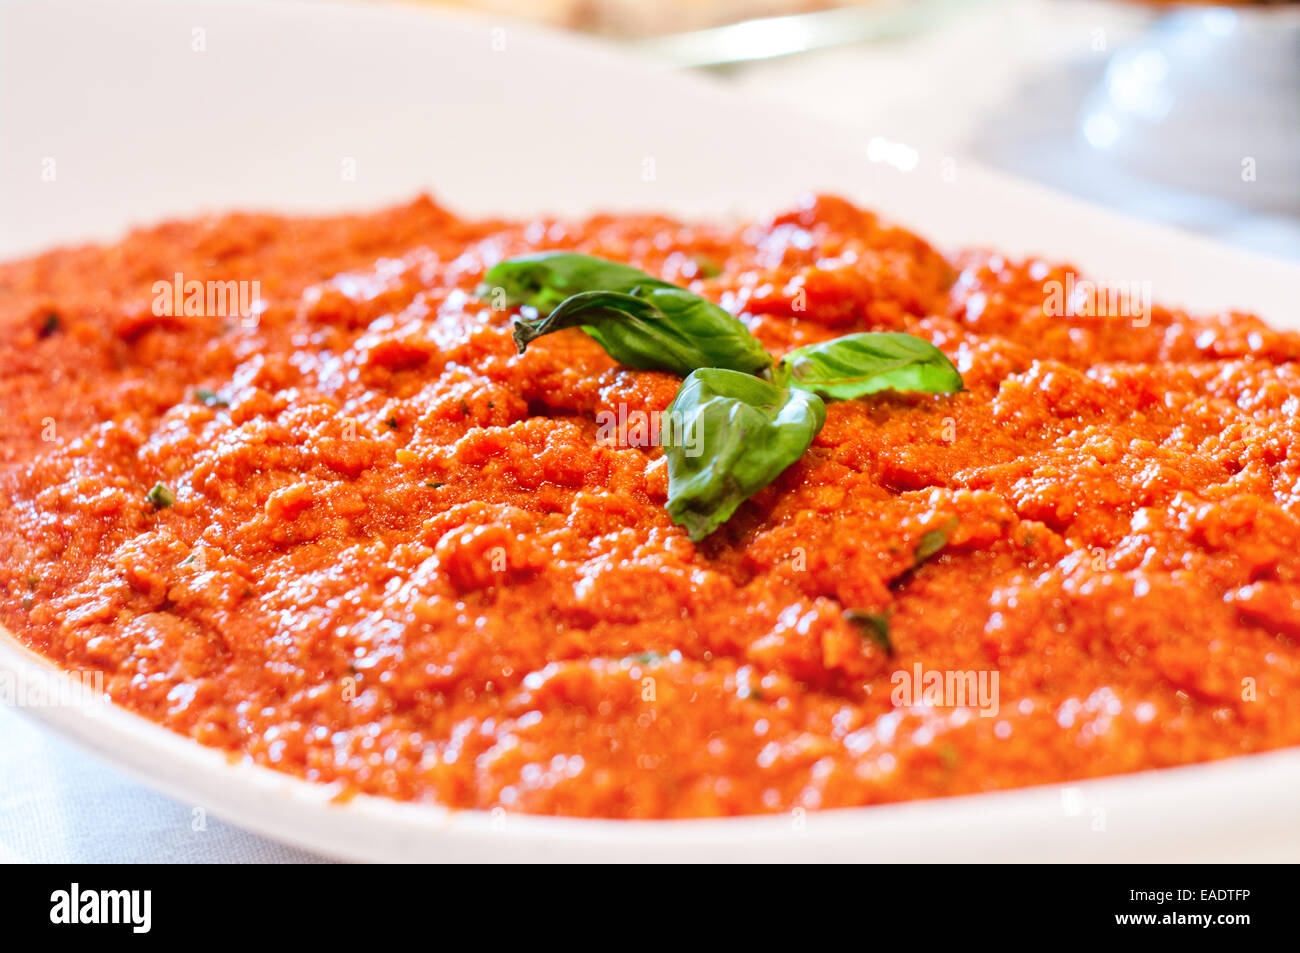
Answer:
top-left (693, 256), bottom-right (723, 279)
top-left (146, 483), bottom-right (176, 509)
top-left (914, 517), bottom-right (959, 565)
top-left (195, 388), bottom-right (229, 408)
top-left (938, 743), bottom-right (961, 770)
top-left (845, 609), bottom-right (893, 655)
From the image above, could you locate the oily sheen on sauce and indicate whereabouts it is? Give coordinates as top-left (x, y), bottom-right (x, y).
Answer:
top-left (2, 195), bottom-right (1298, 818)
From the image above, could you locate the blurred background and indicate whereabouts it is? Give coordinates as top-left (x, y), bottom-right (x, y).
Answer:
top-left (423, 0), bottom-right (1300, 261)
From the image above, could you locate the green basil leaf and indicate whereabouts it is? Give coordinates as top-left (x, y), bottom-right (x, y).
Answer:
top-left (664, 368), bottom-right (825, 541)
top-left (480, 252), bottom-right (669, 313)
top-left (513, 287), bottom-right (770, 377)
top-left (777, 332), bottom-right (963, 400)
top-left (482, 253), bottom-right (771, 377)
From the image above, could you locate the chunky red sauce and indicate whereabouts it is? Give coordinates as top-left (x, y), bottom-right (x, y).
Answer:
top-left (2, 195), bottom-right (1299, 817)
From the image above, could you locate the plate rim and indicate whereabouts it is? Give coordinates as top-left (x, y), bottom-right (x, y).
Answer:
top-left (5, 628), bottom-right (1299, 862)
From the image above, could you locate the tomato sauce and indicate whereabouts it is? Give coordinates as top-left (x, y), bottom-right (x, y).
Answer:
top-left (2, 194), bottom-right (1298, 817)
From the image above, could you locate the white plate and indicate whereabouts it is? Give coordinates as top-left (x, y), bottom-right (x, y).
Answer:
top-left (2, 0), bottom-right (1299, 862)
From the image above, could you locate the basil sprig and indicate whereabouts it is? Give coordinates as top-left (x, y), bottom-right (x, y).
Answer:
top-left (776, 332), bottom-right (963, 400)
top-left (513, 287), bottom-right (772, 377)
top-left (664, 369), bottom-right (825, 541)
top-left (479, 252), bottom-right (964, 541)
top-left (484, 253), bottom-right (770, 376)
top-left (481, 252), bottom-right (664, 313)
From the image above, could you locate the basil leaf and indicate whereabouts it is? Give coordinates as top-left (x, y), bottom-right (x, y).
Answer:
top-left (514, 287), bottom-right (770, 377)
top-left (481, 252), bottom-right (668, 313)
top-left (483, 253), bottom-right (771, 377)
top-left (777, 332), bottom-right (963, 400)
top-left (664, 368), bottom-right (825, 541)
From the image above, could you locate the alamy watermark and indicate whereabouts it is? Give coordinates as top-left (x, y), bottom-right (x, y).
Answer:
top-left (0, 667), bottom-right (106, 716)
top-left (1043, 273), bottom-right (1151, 327)
top-left (595, 404), bottom-right (703, 457)
top-left (891, 663), bottom-right (999, 717)
top-left (152, 272), bottom-right (260, 319)
top-left (50, 883), bottom-right (151, 933)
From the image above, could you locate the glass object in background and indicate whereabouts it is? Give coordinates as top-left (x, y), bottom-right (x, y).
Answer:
top-left (630, 0), bottom-right (971, 66)
top-left (1080, 5), bottom-right (1300, 216)
top-left (433, 0), bottom-right (967, 65)
top-left (435, 0), bottom-right (872, 36)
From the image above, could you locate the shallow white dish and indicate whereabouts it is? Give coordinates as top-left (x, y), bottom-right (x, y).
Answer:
top-left (2, 0), bottom-right (1298, 862)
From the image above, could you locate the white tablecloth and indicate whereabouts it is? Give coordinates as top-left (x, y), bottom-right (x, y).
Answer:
top-left (0, 706), bottom-right (324, 863)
